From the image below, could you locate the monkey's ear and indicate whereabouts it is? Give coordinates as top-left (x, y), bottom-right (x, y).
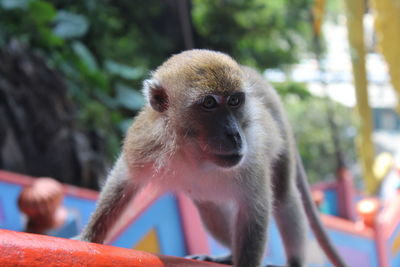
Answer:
top-left (143, 79), bottom-right (169, 113)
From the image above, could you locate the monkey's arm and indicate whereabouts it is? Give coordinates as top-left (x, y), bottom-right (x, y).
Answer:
top-left (186, 201), bottom-right (234, 264)
top-left (271, 150), bottom-right (307, 266)
top-left (233, 181), bottom-right (270, 267)
top-left (190, 195), bottom-right (269, 267)
top-left (80, 155), bottom-right (139, 243)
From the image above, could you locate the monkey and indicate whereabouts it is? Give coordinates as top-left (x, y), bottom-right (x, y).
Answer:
top-left (79, 49), bottom-right (346, 267)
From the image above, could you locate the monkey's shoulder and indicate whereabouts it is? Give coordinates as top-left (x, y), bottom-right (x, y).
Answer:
top-left (123, 107), bottom-right (175, 166)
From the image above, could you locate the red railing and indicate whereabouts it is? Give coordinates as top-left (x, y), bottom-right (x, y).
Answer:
top-left (0, 229), bottom-right (227, 267)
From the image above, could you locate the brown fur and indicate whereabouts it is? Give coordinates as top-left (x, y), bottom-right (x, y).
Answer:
top-left (154, 50), bottom-right (243, 96)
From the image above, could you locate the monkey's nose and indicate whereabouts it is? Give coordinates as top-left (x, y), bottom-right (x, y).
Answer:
top-left (226, 132), bottom-right (242, 149)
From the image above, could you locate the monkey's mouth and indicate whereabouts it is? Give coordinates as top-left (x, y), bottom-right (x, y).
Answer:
top-left (213, 153), bottom-right (243, 168)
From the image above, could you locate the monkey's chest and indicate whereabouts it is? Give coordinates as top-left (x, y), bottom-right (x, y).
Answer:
top-left (160, 170), bottom-right (238, 203)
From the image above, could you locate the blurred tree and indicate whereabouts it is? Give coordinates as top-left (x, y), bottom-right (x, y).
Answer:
top-left (0, 41), bottom-right (104, 188)
top-left (192, 0), bottom-right (313, 69)
top-left (283, 93), bottom-right (357, 183)
top-left (310, 0), bottom-right (348, 175)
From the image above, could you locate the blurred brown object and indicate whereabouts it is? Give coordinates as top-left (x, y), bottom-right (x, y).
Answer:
top-left (18, 177), bottom-right (68, 234)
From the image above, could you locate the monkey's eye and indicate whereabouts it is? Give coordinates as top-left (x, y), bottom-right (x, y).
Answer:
top-left (228, 93), bottom-right (244, 108)
top-left (202, 95), bottom-right (218, 110)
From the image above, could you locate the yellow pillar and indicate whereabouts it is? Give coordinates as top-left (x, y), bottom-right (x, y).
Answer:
top-left (371, 0), bottom-right (400, 112)
top-left (343, 0), bottom-right (377, 194)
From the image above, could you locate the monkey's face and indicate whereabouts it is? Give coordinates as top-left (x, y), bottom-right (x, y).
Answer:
top-left (183, 91), bottom-right (248, 168)
top-left (144, 49), bottom-right (250, 169)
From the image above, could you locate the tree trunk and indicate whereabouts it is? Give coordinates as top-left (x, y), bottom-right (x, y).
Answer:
top-left (0, 41), bottom-right (106, 189)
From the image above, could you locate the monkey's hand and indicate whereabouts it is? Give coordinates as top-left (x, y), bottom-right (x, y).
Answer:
top-left (186, 254), bottom-right (285, 267)
top-left (186, 253), bottom-right (233, 265)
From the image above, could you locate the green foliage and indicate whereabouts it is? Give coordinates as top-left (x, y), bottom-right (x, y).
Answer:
top-left (0, 0), bottom-right (148, 158)
top-left (192, 0), bottom-right (313, 69)
top-left (325, 0), bottom-right (344, 22)
top-left (0, 0), bottom-right (62, 47)
top-left (272, 81), bottom-right (356, 183)
top-left (273, 81), bottom-right (312, 100)
top-left (284, 96), bottom-right (357, 183)
top-left (53, 11), bottom-right (89, 39)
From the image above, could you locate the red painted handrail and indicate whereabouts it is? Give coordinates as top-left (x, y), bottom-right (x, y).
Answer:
top-left (0, 229), bottom-right (227, 267)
